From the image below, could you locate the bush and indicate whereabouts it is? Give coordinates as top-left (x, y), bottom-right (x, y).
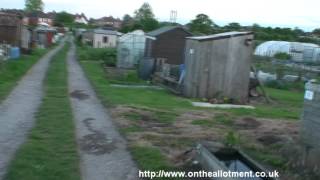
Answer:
top-left (265, 80), bottom-right (289, 90)
top-left (265, 80), bottom-right (305, 91)
top-left (273, 52), bottom-right (291, 60)
top-left (77, 46), bottom-right (116, 66)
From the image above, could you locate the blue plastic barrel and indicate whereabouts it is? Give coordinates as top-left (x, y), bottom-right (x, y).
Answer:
top-left (9, 47), bottom-right (20, 59)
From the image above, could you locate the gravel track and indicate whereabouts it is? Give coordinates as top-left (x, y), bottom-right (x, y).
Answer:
top-left (0, 41), bottom-right (65, 179)
top-left (67, 42), bottom-right (138, 180)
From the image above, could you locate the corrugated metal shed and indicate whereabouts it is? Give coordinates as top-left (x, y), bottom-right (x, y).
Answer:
top-left (184, 31), bottom-right (254, 103)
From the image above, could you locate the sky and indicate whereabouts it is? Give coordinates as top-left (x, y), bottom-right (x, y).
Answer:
top-left (2, 0), bottom-right (320, 31)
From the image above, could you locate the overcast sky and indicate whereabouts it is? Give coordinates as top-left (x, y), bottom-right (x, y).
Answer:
top-left (2, 0), bottom-right (319, 31)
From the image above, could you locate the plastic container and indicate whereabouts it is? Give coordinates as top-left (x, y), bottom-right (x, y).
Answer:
top-left (9, 47), bottom-right (20, 59)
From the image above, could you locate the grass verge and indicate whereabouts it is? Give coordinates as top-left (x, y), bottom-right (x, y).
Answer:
top-left (77, 46), bottom-right (305, 177)
top-left (78, 61), bottom-right (192, 110)
top-left (78, 60), bottom-right (303, 120)
top-left (0, 48), bottom-right (51, 102)
top-left (5, 43), bottom-right (80, 180)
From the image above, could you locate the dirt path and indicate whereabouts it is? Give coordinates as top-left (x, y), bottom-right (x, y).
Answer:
top-left (67, 42), bottom-right (138, 180)
top-left (0, 41), bottom-right (65, 179)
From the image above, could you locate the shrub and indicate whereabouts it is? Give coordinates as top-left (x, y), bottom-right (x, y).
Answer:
top-left (77, 46), bottom-right (116, 67)
top-left (265, 80), bottom-right (305, 91)
top-left (273, 52), bottom-right (291, 60)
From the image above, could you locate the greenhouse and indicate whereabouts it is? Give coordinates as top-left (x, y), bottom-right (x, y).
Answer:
top-left (117, 30), bottom-right (151, 69)
top-left (254, 41), bottom-right (320, 63)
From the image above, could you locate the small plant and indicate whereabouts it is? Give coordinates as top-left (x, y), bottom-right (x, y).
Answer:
top-left (214, 114), bottom-right (234, 125)
top-left (224, 131), bottom-right (239, 147)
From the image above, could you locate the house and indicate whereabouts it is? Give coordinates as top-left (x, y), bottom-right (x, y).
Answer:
top-left (117, 30), bottom-right (155, 69)
top-left (0, 12), bottom-right (32, 51)
top-left (23, 11), bottom-right (53, 27)
top-left (33, 24), bottom-right (56, 48)
top-left (183, 31), bottom-right (254, 103)
top-left (91, 16), bottom-right (122, 30)
top-left (74, 13), bottom-right (88, 24)
top-left (145, 26), bottom-right (193, 65)
top-left (83, 29), bottom-right (122, 48)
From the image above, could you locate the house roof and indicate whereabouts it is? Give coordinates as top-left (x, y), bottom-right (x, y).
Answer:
top-left (75, 13), bottom-right (88, 21)
top-left (93, 16), bottom-right (122, 23)
top-left (147, 26), bottom-right (192, 37)
top-left (187, 31), bottom-right (253, 41)
top-left (0, 9), bottom-right (25, 17)
top-left (25, 11), bottom-right (50, 18)
top-left (92, 29), bottom-right (122, 36)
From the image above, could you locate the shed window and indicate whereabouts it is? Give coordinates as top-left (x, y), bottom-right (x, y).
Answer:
top-left (103, 36), bottom-right (108, 43)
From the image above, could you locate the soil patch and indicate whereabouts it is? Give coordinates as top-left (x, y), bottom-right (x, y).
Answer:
top-left (234, 117), bottom-right (262, 130)
top-left (79, 131), bottom-right (117, 155)
top-left (70, 90), bottom-right (90, 100)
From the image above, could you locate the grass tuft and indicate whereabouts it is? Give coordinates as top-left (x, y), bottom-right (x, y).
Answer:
top-left (5, 42), bottom-right (80, 180)
top-left (0, 48), bottom-right (50, 102)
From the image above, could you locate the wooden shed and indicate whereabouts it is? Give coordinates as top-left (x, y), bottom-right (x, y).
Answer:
top-left (0, 12), bottom-right (22, 46)
top-left (145, 26), bottom-right (192, 65)
top-left (184, 31), bottom-right (254, 103)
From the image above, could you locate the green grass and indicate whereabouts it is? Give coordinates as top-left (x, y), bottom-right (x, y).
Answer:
top-left (123, 110), bottom-right (178, 124)
top-left (77, 46), bottom-right (305, 175)
top-left (0, 48), bottom-right (49, 102)
top-left (79, 61), bottom-right (192, 110)
top-left (130, 145), bottom-right (175, 171)
top-left (107, 70), bottom-right (148, 85)
top-left (191, 119), bottom-right (214, 127)
top-left (5, 43), bottom-right (80, 180)
top-left (78, 47), bottom-right (304, 120)
top-left (119, 125), bottom-right (143, 134)
top-left (214, 113), bottom-right (234, 125)
top-left (227, 88), bottom-right (303, 120)
top-left (191, 113), bottom-right (233, 127)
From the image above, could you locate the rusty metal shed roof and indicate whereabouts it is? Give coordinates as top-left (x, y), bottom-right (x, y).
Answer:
top-left (187, 31), bottom-right (253, 41)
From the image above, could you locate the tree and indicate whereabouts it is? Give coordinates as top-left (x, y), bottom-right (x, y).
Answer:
top-left (293, 27), bottom-right (304, 36)
top-left (251, 23), bottom-right (261, 31)
top-left (25, 0), bottom-right (44, 12)
top-left (225, 22), bottom-right (241, 31)
top-left (54, 11), bottom-right (75, 27)
top-left (273, 52), bottom-right (291, 80)
top-left (120, 14), bottom-right (134, 33)
top-left (312, 28), bottom-right (320, 37)
top-left (134, 3), bottom-right (155, 20)
top-left (133, 3), bottom-right (159, 32)
top-left (189, 14), bottom-right (215, 35)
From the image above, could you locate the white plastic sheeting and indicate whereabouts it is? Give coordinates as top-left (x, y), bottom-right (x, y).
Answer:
top-left (117, 30), bottom-right (147, 69)
top-left (250, 70), bottom-right (277, 82)
top-left (254, 41), bottom-right (320, 63)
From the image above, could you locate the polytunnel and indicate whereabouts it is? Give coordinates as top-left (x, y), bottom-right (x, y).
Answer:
top-left (117, 30), bottom-right (148, 69)
top-left (254, 41), bottom-right (320, 63)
